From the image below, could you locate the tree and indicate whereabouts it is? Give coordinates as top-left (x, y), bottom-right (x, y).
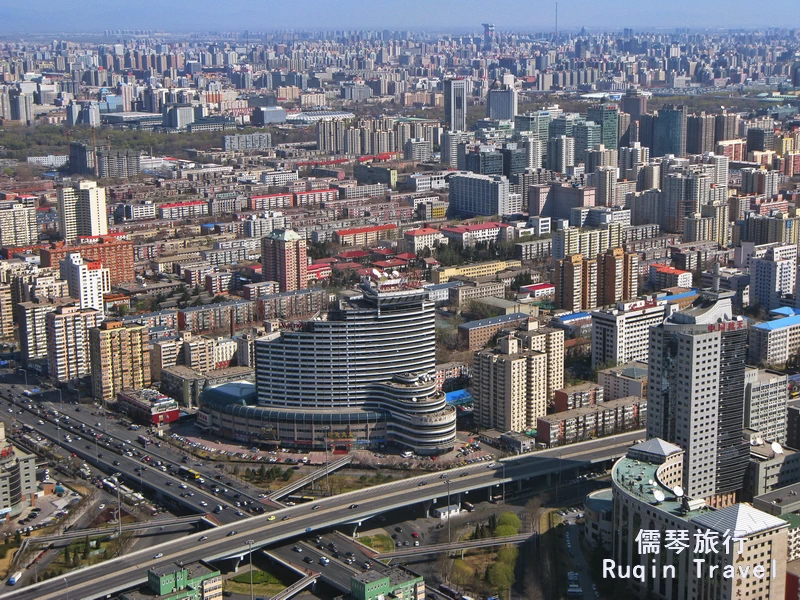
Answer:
top-left (494, 525), bottom-right (519, 538)
top-left (451, 559), bottom-right (475, 587)
top-left (497, 512), bottom-right (522, 531)
top-left (487, 562), bottom-right (515, 592)
top-left (83, 535), bottom-right (90, 558)
top-left (64, 546), bottom-right (71, 564)
top-left (496, 546), bottom-right (519, 565)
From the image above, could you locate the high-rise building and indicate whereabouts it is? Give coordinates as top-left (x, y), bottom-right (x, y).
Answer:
top-left (487, 85), bottom-right (518, 121)
top-left (60, 252), bottom-right (111, 316)
top-left (587, 104), bottom-right (620, 150)
top-left (554, 254), bottom-right (597, 311)
top-left (474, 335), bottom-right (548, 432)
top-left (741, 167), bottom-right (779, 197)
top-left (0, 201), bottom-right (37, 248)
top-left (57, 180), bottom-right (108, 243)
top-left (47, 305), bottom-right (102, 383)
top-left (596, 247), bottom-right (639, 307)
top-left (90, 320), bottom-right (151, 402)
top-left (547, 135), bottom-right (575, 172)
top-left (714, 111), bottom-right (740, 143)
top-left (611, 440), bottom-right (788, 600)
top-left (686, 112), bottom-right (716, 154)
top-left (647, 292), bottom-right (748, 503)
top-left (440, 130), bottom-right (472, 168)
top-left (260, 229), bottom-right (307, 293)
top-left (591, 298), bottom-right (669, 368)
top-left (574, 121), bottom-right (601, 165)
top-left (249, 281), bottom-right (457, 453)
top-left (620, 89), bottom-right (647, 121)
top-left (744, 367), bottom-right (788, 444)
top-left (750, 244), bottom-right (797, 311)
top-left (17, 298), bottom-right (74, 366)
top-left (449, 172), bottom-right (511, 217)
top-left (40, 237), bottom-right (135, 286)
top-left (316, 119), bottom-right (347, 153)
top-left (652, 104), bottom-right (687, 157)
top-left (403, 138), bottom-right (433, 162)
top-left (443, 79), bottom-right (467, 132)
top-left (594, 166), bottom-right (617, 207)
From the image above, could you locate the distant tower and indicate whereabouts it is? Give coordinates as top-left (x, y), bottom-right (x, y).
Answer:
top-left (443, 79), bottom-right (467, 132)
top-left (482, 24), bottom-right (495, 50)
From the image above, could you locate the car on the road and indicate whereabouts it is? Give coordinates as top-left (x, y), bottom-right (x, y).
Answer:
top-left (411, 532), bottom-right (419, 538)
top-left (311, 505), bottom-right (320, 510)
top-left (37, 419), bottom-right (44, 425)
top-left (282, 516), bottom-right (290, 521)
top-left (235, 511), bottom-right (244, 516)
top-left (395, 527), bottom-right (403, 532)
top-left (113, 460), bottom-right (120, 466)
top-left (292, 545), bottom-right (302, 552)
top-left (153, 553), bottom-right (163, 559)
top-left (319, 557), bottom-right (329, 566)
top-left (199, 501), bottom-right (207, 507)
top-left (165, 481), bottom-right (173, 486)
top-left (418, 482), bottom-right (426, 487)
top-left (403, 541), bottom-right (410, 546)
top-left (227, 531), bottom-right (237, 537)
top-left (199, 536), bottom-right (208, 541)
top-left (349, 503), bottom-right (358, 509)
top-left (179, 483), bottom-right (187, 489)
top-left (98, 504), bottom-right (106, 510)
top-left (303, 556), bottom-right (314, 564)
top-left (414, 540), bottom-right (420, 546)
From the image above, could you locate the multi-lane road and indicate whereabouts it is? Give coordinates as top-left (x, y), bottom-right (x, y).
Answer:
top-left (0, 383), bottom-right (262, 524)
top-left (1, 430), bottom-right (640, 600)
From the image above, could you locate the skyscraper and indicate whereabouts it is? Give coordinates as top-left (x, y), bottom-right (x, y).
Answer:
top-left (251, 281), bottom-right (457, 453)
top-left (596, 247), bottom-right (639, 307)
top-left (57, 180), bottom-right (108, 243)
top-left (0, 200), bottom-right (37, 248)
top-left (47, 305), bottom-right (102, 383)
top-left (647, 292), bottom-right (748, 503)
top-left (474, 334), bottom-right (548, 432)
top-left (587, 104), bottom-right (620, 150)
top-left (443, 79), bottom-right (467, 132)
top-left (90, 320), bottom-right (151, 402)
top-left (686, 112), bottom-right (715, 154)
top-left (652, 104), bottom-right (687, 157)
top-left (487, 85), bottom-right (517, 120)
top-left (60, 252), bottom-right (111, 316)
top-left (448, 172), bottom-right (511, 217)
top-left (620, 89), bottom-right (647, 121)
top-left (261, 229), bottom-right (307, 293)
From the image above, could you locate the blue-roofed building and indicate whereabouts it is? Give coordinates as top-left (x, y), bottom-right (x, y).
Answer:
top-left (552, 311), bottom-right (593, 338)
top-left (749, 312), bottom-right (800, 366)
top-left (457, 312), bottom-right (529, 350)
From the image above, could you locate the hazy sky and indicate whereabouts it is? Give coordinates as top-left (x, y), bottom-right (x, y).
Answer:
top-left (1, 0), bottom-right (799, 33)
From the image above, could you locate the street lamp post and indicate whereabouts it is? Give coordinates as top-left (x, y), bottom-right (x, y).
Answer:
top-left (321, 426), bottom-right (330, 495)
top-left (63, 577), bottom-right (70, 600)
top-left (445, 479), bottom-right (452, 544)
top-left (112, 477), bottom-right (122, 542)
top-left (501, 462), bottom-right (506, 503)
top-left (18, 368), bottom-right (27, 387)
top-left (57, 388), bottom-right (63, 413)
top-left (246, 539), bottom-right (255, 600)
top-left (555, 449), bottom-right (562, 505)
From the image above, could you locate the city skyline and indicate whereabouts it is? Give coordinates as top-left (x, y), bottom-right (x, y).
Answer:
top-left (2, 0), bottom-right (800, 33)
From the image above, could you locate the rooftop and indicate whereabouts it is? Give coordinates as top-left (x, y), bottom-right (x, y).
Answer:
top-left (458, 312), bottom-right (529, 331)
top-left (692, 503), bottom-right (787, 536)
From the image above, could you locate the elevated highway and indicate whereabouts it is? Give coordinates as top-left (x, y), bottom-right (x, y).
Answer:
top-left (2, 430), bottom-right (639, 600)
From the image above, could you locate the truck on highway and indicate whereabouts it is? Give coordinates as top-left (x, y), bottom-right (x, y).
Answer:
top-left (7, 570), bottom-right (22, 585)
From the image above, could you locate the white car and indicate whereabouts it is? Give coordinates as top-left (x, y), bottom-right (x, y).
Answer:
top-left (199, 501), bottom-right (208, 507)
top-left (98, 504), bottom-right (106, 510)
top-left (179, 483), bottom-right (187, 489)
top-left (153, 553), bottom-right (163, 559)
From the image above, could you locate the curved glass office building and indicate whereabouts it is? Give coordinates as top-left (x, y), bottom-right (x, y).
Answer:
top-left (199, 282), bottom-right (456, 454)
